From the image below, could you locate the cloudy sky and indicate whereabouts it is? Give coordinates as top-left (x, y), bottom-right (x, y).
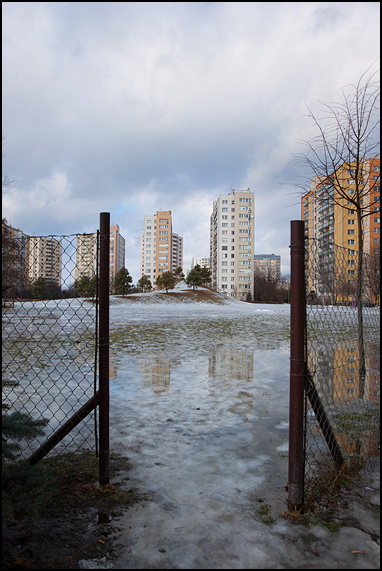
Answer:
top-left (2, 2), bottom-right (380, 281)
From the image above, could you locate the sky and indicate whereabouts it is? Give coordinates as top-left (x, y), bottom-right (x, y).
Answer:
top-left (2, 2), bottom-right (380, 282)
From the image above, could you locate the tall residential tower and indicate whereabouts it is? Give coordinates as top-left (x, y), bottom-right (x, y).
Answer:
top-left (110, 224), bottom-right (126, 286)
top-left (302, 157), bottom-right (380, 302)
top-left (210, 188), bottom-right (254, 300)
top-left (140, 210), bottom-right (183, 283)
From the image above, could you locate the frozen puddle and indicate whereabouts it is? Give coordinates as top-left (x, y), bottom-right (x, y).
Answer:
top-left (104, 296), bottom-right (379, 569)
top-left (108, 299), bottom-right (294, 568)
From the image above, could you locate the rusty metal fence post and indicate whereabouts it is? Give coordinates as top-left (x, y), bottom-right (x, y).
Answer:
top-left (99, 212), bottom-right (110, 485)
top-left (288, 220), bottom-right (306, 509)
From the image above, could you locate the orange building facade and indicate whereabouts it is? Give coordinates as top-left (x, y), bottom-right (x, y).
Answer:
top-left (301, 157), bottom-right (380, 303)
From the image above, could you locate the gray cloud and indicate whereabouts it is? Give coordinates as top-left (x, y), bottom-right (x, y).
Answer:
top-left (2, 2), bottom-right (380, 280)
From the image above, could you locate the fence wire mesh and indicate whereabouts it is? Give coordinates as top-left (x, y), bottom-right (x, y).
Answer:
top-left (2, 230), bottom-right (99, 461)
top-left (304, 238), bottom-right (380, 496)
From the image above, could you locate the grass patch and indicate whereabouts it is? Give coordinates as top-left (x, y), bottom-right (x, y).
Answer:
top-left (254, 501), bottom-right (275, 525)
top-left (2, 450), bottom-right (145, 569)
top-left (283, 457), bottom-right (366, 529)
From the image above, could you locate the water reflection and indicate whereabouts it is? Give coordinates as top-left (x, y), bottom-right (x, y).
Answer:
top-left (110, 346), bottom-right (255, 400)
top-left (308, 341), bottom-right (380, 404)
top-left (209, 350), bottom-right (253, 382)
top-left (139, 356), bottom-right (171, 394)
top-left (307, 341), bottom-right (380, 459)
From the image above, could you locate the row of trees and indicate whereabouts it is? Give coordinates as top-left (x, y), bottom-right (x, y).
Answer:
top-left (119, 264), bottom-right (213, 295)
top-left (252, 271), bottom-right (290, 303)
top-left (155, 264), bottom-right (212, 292)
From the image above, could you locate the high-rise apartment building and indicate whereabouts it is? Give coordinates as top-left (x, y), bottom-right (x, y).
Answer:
top-left (74, 233), bottom-right (97, 282)
top-left (210, 188), bottom-right (254, 299)
top-left (171, 232), bottom-right (183, 272)
top-left (302, 157), bottom-right (380, 301)
top-left (2, 221), bottom-right (30, 296)
top-left (254, 254), bottom-right (281, 282)
top-left (28, 236), bottom-right (62, 287)
top-left (74, 224), bottom-right (125, 290)
top-left (140, 210), bottom-right (183, 282)
top-left (192, 257), bottom-right (210, 269)
top-left (110, 224), bottom-right (126, 286)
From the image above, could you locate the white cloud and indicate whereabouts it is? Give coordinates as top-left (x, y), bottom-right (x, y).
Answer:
top-left (3, 170), bottom-right (102, 234)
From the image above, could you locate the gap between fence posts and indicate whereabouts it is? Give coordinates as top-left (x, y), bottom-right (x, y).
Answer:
top-left (288, 220), bottom-right (306, 509)
top-left (99, 212), bottom-right (110, 485)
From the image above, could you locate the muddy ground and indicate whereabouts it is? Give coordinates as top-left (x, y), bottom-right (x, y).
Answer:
top-left (2, 452), bottom-right (145, 569)
top-left (2, 461), bottom-right (379, 569)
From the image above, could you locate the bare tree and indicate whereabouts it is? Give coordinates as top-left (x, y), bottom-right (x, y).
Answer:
top-left (2, 135), bottom-right (13, 194)
top-left (296, 65), bottom-right (380, 397)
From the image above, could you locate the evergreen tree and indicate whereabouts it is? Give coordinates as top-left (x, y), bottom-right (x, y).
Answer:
top-left (174, 266), bottom-right (184, 281)
top-left (156, 271), bottom-right (175, 292)
top-left (2, 409), bottom-right (47, 462)
top-left (114, 267), bottom-right (133, 296)
top-left (74, 275), bottom-right (97, 298)
top-left (2, 379), bottom-right (53, 519)
top-left (137, 274), bottom-right (152, 292)
top-left (185, 266), bottom-right (203, 290)
top-left (200, 265), bottom-right (212, 285)
top-left (30, 277), bottom-right (48, 300)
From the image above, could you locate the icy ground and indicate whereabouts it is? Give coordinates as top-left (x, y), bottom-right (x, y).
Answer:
top-left (95, 286), bottom-right (380, 570)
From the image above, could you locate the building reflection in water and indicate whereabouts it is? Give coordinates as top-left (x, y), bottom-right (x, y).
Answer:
top-left (307, 341), bottom-right (380, 459)
top-left (139, 356), bottom-right (171, 394)
top-left (110, 347), bottom-right (255, 403)
top-left (209, 348), bottom-right (254, 418)
top-left (109, 353), bottom-right (171, 394)
top-left (208, 350), bottom-right (253, 382)
top-left (109, 353), bottom-right (117, 380)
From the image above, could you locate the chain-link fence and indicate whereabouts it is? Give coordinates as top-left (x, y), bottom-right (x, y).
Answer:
top-left (304, 238), bottom-right (380, 497)
top-left (2, 230), bottom-right (99, 461)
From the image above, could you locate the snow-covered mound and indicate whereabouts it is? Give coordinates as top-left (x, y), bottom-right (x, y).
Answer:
top-left (111, 281), bottom-right (240, 305)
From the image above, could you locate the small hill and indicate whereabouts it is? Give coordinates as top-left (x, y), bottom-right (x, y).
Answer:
top-left (113, 282), bottom-right (238, 305)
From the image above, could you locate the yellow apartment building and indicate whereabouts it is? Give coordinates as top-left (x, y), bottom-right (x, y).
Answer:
top-left (302, 157), bottom-right (380, 303)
